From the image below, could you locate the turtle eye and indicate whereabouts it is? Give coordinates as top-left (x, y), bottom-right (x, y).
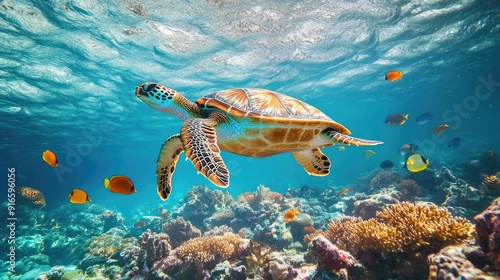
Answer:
top-left (146, 83), bottom-right (157, 92)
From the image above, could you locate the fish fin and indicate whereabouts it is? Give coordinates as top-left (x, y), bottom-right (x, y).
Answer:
top-left (156, 134), bottom-right (184, 200)
top-left (181, 118), bottom-right (229, 188)
top-left (104, 178), bottom-right (110, 188)
top-left (404, 114), bottom-right (409, 119)
top-left (292, 148), bottom-right (330, 176)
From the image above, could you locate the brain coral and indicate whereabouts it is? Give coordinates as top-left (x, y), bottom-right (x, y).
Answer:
top-left (175, 232), bottom-right (247, 264)
top-left (18, 186), bottom-right (46, 208)
top-left (305, 202), bottom-right (473, 256)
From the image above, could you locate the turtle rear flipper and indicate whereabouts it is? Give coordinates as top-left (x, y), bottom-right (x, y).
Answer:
top-left (292, 148), bottom-right (330, 176)
top-left (181, 118), bottom-right (230, 187)
top-left (322, 129), bottom-right (383, 146)
top-left (157, 134), bottom-right (184, 200)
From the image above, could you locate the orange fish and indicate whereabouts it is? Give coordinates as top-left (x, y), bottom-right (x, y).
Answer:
top-left (338, 187), bottom-right (352, 196)
top-left (134, 221), bottom-right (147, 228)
top-left (433, 124), bottom-right (449, 135)
top-left (104, 175), bottom-right (136, 195)
top-left (68, 188), bottom-right (91, 204)
top-left (42, 150), bottom-right (58, 167)
top-left (283, 208), bottom-right (300, 223)
top-left (303, 226), bottom-right (316, 233)
top-left (385, 70), bottom-right (403, 81)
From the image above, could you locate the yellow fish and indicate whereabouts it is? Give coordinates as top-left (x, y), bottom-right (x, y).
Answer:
top-left (68, 188), bottom-right (91, 204)
top-left (385, 113), bottom-right (408, 125)
top-left (104, 175), bottom-right (137, 195)
top-left (365, 150), bottom-right (376, 158)
top-left (42, 150), bottom-right (58, 167)
top-left (405, 154), bottom-right (429, 173)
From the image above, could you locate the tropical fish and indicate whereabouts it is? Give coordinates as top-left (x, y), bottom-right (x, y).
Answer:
top-left (283, 208), bottom-right (300, 223)
top-left (448, 137), bottom-right (461, 150)
top-left (158, 209), bottom-right (169, 220)
top-left (365, 150), bottom-right (376, 158)
top-left (385, 70), bottom-right (403, 81)
top-left (380, 160), bottom-right (395, 169)
top-left (405, 154), bottom-right (429, 173)
top-left (42, 150), bottom-right (58, 167)
top-left (337, 146), bottom-right (345, 152)
top-left (104, 175), bottom-right (137, 195)
top-left (68, 188), bottom-right (91, 204)
top-left (399, 144), bottom-right (418, 157)
top-left (416, 112), bottom-right (433, 124)
top-left (338, 187), bottom-right (352, 196)
top-left (385, 113), bottom-right (408, 125)
top-left (434, 124), bottom-right (450, 135)
top-left (134, 221), bottom-right (147, 228)
top-left (303, 226), bottom-right (316, 233)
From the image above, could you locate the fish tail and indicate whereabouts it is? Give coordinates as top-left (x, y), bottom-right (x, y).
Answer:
top-left (404, 114), bottom-right (409, 119)
top-left (104, 178), bottom-right (110, 188)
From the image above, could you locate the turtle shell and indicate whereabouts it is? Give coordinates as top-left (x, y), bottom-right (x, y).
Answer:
top-left (196, 88), bottom-right (350, 134)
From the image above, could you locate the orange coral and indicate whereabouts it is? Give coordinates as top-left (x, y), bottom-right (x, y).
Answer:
top-left (305, 202), bottom-right (473, 256)
top-left (175, 232), bottom-right (246, 264)
top-left (483, 173), bottom-right (500, 189)
top-left (18, 186), bottom-right (46, 208)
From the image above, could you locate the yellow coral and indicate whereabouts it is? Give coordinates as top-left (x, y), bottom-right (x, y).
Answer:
top-left (176, 232), bottom-right (245, 263)
top-left (305, 202), bottom-right (473, 256)
top-left (483, 173), bottom-right (500, 189)
top-left (19, 186), bottom-right (46, 208)
top-left (86, 234), bottom-right (136, 258)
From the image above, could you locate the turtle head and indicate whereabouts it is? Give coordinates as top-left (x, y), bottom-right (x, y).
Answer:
top-left (135, 82), bottom-right (178, 112)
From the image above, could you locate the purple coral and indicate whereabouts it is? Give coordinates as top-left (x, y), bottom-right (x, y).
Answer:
top-left (308, 235), bottom-right (358, 272)
top-left (473, 197), bottom-right (500, 270)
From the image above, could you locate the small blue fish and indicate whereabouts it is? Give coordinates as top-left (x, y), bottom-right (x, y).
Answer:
top-left (416, 112), bottom-right (433, 124)
top-left (448, 137), bottom-right (461, 149)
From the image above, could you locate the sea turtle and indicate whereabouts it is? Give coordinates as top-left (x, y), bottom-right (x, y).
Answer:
top-left (135, 82), bottom-right (383, 200)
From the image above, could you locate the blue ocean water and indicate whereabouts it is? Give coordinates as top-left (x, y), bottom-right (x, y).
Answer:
top-left (1, 0), bottom-right (500, 278)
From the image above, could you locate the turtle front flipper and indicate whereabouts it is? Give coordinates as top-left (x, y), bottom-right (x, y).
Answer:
top-left (322, 129), bottom-right (383, 146)
top-left (181, 118), bottom-right (230, 187)
top-left (292, 148), bottom-right (330, 176)
top-left (157, 134), bottom-right (184, 200)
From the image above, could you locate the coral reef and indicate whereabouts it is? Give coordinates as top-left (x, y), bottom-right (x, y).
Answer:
top-left (18, 186), bottom-right (46, 208)
top-left (308, 235), bottom-right (359, 272)
top-left (306, 202), bottom-right (474, 278)
top-left (171, 185), bottom-right (219, 227)
top-left (474, 197), bottom-right (500, 271)
top-left (396, 179), bottom-right (421, 201)
top-left (175, 232), bottom-right (248, 264)
top-left (162, 216), bottom-right (201, 248)
top-left (137, 229), bottom-right (171, 267)
top-left (369, 170), bottom-right (402, 190)
top-left (479, 150), bottom-right (500, 176)
top-left (428, 245), bottom-right (493, 279)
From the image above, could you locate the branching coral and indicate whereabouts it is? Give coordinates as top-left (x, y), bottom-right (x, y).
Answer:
top-left (18, 186), bottom-right (46, 208)
top-left (305, 202), bottom-right (473, 256)
top-left (483, 172), bottom-right (500, 190)
top-left (175, 232), bottom-right (247, 264)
